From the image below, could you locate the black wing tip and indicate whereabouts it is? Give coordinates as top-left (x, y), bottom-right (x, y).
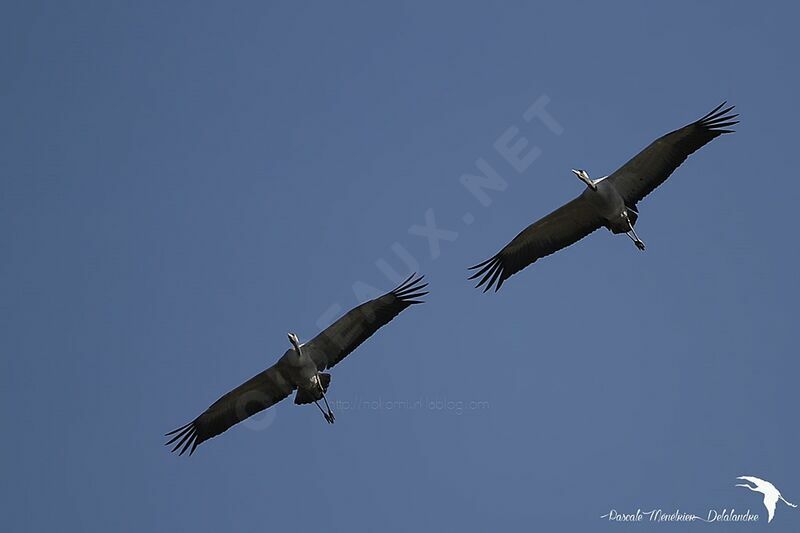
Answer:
top-left (698, 102), bottom-right (738, 133)
top-left (700, 101), bottom-right (728, 120)
top-left (165, 421), bottom-right (201, 456)
top-left (164, 421), bottom-right (192, 436)
top-left (392, 273), bottom-right (429, 303)
top-left (468, 254), bottom-right (507, 293)
top-left (467, 252), bottom-right (500, 278)
top-left (468, 256), bottom-right (495, 271)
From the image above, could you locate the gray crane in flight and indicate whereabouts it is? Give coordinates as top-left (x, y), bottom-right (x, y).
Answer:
top-left (165, 274), bottom-right (427, 456)
top-left (469, 102), bottom-right (738, 292)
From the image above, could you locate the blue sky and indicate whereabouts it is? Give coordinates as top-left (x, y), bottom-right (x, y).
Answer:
top-left (2, 1), bottom-right (799, 531)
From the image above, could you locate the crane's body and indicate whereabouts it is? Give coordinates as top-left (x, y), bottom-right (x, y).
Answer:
top-left (281, 335), bottom-right (334, 422)
top-left (580, 176), bottom-right (630, 232)
top-left (576, 170), bottom-right (645, 248)
top-left (278, 345), bottom-right (316, 387)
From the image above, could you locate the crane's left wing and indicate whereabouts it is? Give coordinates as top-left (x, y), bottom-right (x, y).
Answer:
top-left (305, 274), bottom-right (428, 370)
top-left (469, 195), bottom-right (604, 292)
top-left (608, 102), bottom-right (737, 206)
top-left (165, 362), bottom-right (295, 456)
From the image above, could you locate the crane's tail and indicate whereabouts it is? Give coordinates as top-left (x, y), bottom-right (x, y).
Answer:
top-left (780, 495), bottom-right (797, 508)
top-left (294, 373), bottom-right (331, 405)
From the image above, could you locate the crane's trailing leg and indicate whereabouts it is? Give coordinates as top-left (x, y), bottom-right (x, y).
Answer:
top-left (320, 390), bottom-right (335, 423)
top-left (625, 231), bottom-right (646, 251)
top-left (315, 373), bottom-right (335, 423)
top-left (314, 400), bottom-right (333, 423)
top-left (623, 211), bottom-right (646, 251)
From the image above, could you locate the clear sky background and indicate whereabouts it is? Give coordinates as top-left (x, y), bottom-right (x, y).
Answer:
top-left (2, 1), bottom-right (799, 531)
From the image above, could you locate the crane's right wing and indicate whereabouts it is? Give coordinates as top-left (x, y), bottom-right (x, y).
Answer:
top-left (305, 274), bottom-right (428, 371)
top-left (165, 363), bottom-right (295, 456)
top-left (469, 195), bottom-right (604, 292)
top-left (608, 102), bottom-right (737, 206)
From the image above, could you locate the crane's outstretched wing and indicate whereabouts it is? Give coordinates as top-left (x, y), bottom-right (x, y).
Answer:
top-left (469, 196), bottom-right (604, 292)
top-left (608, 102), bottom-right (738, 206)
top-left (305, 274), bottom-right (427, 370)
top-left (165, 363), bottom-right (294, 456)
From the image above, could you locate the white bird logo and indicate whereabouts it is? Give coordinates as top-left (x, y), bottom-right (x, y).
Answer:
top-left (736, 476), bottom-right (797, 523)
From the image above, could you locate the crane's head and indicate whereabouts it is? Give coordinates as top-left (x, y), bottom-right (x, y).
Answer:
top-left (287, 332), bottom-right (301, 350)
top-left (571, 169), bottom-right (597, 191)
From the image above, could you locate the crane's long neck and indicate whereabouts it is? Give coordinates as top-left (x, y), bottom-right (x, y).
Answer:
top-left (576, 171), bottom-right (597, 191)
top-left (291, 341), bottom-right (303, 359)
